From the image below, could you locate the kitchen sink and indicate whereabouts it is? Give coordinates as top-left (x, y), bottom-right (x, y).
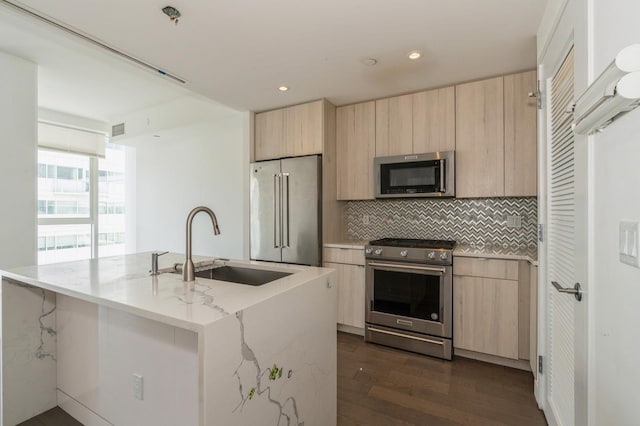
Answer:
top-left (186, 265), bottom-right (292, 286)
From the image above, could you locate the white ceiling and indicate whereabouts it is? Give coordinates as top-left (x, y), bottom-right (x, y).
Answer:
top-left (0, 3), bottom-right (236, 123)
top-left (7, 0), bottom-right (547, 113)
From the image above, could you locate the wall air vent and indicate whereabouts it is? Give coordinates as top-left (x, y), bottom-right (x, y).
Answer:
top-left (1, 0), bottom-right (187, 84)
top-left (111, 123), bottom-right (126, 137)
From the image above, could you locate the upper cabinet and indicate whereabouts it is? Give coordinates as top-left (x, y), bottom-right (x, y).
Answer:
top-left (413, 86), bottom-right (456, 153)
top-left (336, 101), bottom-right (376, 200)
top-left (504, 71), bottom-right (537, 197)
top-left (456, 76), bottom-right (505, 198)
top-left (255, 109), bottom-right (284, 161)
top-left (456, 71), bottom-right (537, 198)
top-left (254, 100), bottom-right (324, 161)
top-left (375, 88), bottom-right (455, 157)
top-left (375, 94), bottom-right (413, 156)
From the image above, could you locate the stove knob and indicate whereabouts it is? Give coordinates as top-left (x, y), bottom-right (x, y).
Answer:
top-left (400, 250), bottom-right (408, 257)
top-left (374, 249), bottom-right (383, 255)
top-left (427, 251), bottom-right (436, 259)
top-left (365, 248), bottom-right (372, 255)
top-left (440, 252), bottom-right (448, 260)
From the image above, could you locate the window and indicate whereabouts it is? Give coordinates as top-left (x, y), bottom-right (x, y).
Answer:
top-left (37, 142), bottom-right (126, 264)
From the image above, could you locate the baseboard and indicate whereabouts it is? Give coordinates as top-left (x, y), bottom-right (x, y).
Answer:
top-left (454, 348), bottom-right (532, 372)
top-left (57, 389), bottom-right (112, 426)
top-left (337, 323), bottom-right (364, 336)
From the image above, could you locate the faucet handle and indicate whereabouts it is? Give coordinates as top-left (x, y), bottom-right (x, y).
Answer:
top-left (150, 251), bottom-right (169, 275)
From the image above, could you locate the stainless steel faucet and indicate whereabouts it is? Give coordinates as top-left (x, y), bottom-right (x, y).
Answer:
top-left (183, 206), bottom-right (221, 282)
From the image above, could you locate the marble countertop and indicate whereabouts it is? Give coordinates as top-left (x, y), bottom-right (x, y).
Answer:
top-left (0, 253), bottom-right (333, 332)
top-left (454, 243), bottom-right (538, 264)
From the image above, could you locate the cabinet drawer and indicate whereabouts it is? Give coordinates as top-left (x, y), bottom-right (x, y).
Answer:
top-left (453, 257), bottom-right (518, 280)
top-left (323, 247), bottom-right (365, 265)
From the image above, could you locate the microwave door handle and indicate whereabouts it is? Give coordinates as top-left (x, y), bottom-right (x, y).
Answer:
top-left (439, 159), bottom-right (446, 193)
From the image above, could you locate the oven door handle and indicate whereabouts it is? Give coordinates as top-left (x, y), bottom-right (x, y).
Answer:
top-left (367, 262), bottom-right (446, 274)
top-left (367, 326), bottom-right (444, 346)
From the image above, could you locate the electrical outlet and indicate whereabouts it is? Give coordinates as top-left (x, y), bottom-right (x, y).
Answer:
top-left (507, 215), bottom-right (522, 228)
top-left (362, 214), bottom-right (370, 225)
top-left (620, 221), bottom-right (640, 268)
top-left (133, 373), bottom-right (144, 400)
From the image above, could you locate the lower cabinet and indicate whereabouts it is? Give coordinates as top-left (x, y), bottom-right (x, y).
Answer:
top-left (323, 246), bottom-right (366, 330)
top-left (453, 275), bottom-right (519, 359)
top-left (453, 257), bottom-right (532, 363)
top-left (325, 261), bottom-right (365, 329)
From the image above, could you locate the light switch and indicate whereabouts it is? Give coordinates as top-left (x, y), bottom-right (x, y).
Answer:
top-left (620, 221), bottom-right (640, 268)
top-left (507, 215), bottom-right (522, 228)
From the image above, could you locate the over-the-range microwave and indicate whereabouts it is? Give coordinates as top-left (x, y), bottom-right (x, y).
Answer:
top-left (374, 151), bottom-right (455, 198)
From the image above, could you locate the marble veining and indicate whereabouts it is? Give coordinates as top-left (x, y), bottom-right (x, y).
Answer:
top-left (36, 288), bottom-right (57, 362)
top-left (170, 282), bottom-right (230, 317)
top-left (233, 311), bottom-right (303, 425)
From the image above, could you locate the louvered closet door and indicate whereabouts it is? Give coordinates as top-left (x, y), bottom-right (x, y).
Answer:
top-left (547, 48), bottom-right (575, 426)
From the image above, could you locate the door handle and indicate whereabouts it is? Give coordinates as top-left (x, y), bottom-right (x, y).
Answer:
top-left (283, 173), bottom-right (290, 248)
top-left (273, 173), bottom-right (281, 248)
top-left (551, 281), bottom-right (582, 302)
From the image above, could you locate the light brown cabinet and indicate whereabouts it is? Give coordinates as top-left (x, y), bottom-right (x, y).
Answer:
top-left (375, 88), bottom-right (455, 157)
top-left (413, 86), bottom-right (456, 153)
top-left (255, 108), bottom-right (284, 161)
top-left (456, 71), bottom-right (537, 198)
top-left (455, 76), bottom-right (505, 198)
top-left (336, 102), bottom-right (376, 200)
top-left (254, 100), bottom-right (324, 161)
top-left (453, 257), bottom-right (533, 364)
top-left (504, 70), bottom-right (538, 197)
top-left (323, 246), bottom-right (365, 330)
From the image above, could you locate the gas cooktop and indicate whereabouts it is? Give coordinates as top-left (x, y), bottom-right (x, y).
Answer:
top-left (368, 238), bottom-right (457, 250)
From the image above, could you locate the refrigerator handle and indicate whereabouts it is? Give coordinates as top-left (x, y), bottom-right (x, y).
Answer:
top-left (283, 173), bottom-right (290, 248)
top-left (273, 173), bottom-right (281, 248)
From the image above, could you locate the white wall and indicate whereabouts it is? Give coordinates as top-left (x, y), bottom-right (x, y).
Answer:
top-left (591, 1), bottom-right (640, 423)
top-left (0, 52), bottom-right (37, 269)
top-left (131, 113), bottom-right (248, 260)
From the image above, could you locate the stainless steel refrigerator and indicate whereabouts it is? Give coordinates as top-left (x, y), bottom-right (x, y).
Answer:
top-left (250, 155), bottom-right (322, 266)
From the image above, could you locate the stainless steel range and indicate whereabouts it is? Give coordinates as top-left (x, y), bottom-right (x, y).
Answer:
top-left (364, 238), bottom-right (456, 360)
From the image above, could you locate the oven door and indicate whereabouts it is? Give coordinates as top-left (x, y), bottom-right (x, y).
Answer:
top-left (365, 260), bottom-right (452, 338)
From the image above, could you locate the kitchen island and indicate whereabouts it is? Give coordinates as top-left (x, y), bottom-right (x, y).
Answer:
top-left (0, 253), bottom-right (337, 426)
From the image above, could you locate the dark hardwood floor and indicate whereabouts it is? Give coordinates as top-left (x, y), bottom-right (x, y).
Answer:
top-left (17, 407), bottom-right (81, 426)
top-left (338, 331), bottom-right (547, 426)
top-left (21, 332), bottom-right (547, 426)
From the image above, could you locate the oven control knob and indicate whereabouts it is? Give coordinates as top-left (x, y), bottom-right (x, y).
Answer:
top-left (400, 250), bottom-right (408, 257)
top-left (374, 249), bottom-right (383, 255)
top-left (427, 251), bottom-right (436, 259)
top-left (440, 252), bottom-right (448, 260)
top-left (365, 248), bottom-right (372, 255)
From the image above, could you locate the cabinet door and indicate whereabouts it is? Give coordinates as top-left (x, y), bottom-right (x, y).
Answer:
top-left (255, 109), bottom-right (284, 161)
top-left (284, 100), bottom-right (323, 157)
top-left (325, 261), bottom-right (366, 328)
top-left (504, 71), bottom-right (538, 197)
top-left (453, 275), bottom-right (519, 359)
top-left (375, 94), bottom-right (413, 156)
top-left (413, 87), bottom-right (456, 153)
top-left (455, 77), bottom-right (505, 198)
top-left (336, 102), bottom-right (375, 200)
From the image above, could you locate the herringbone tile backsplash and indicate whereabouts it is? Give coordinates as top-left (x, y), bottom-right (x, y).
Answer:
top-left (345, 197), bottom-right (537, 250)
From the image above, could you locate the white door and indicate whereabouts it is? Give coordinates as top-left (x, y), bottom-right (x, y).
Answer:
top-left (537, 1), bottom-right (590, 425)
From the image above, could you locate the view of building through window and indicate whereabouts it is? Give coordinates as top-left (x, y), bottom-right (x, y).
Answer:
top-left (37, 142), bottom-right (126, 264)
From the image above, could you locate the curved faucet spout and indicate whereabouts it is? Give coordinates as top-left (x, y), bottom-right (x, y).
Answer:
top-left (183, 206), bottom-right (221, 282)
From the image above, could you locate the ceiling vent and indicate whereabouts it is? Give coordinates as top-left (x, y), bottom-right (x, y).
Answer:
top-left (111, 122), bottom-right (126, 137)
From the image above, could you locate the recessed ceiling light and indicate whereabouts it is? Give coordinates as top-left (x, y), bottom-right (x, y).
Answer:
top-left (408, 51), bottom-right (422, 60)
top-left (278, 86), bottom-right (289, 92)
top-left (363, 58), bottom-right (378, 66)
